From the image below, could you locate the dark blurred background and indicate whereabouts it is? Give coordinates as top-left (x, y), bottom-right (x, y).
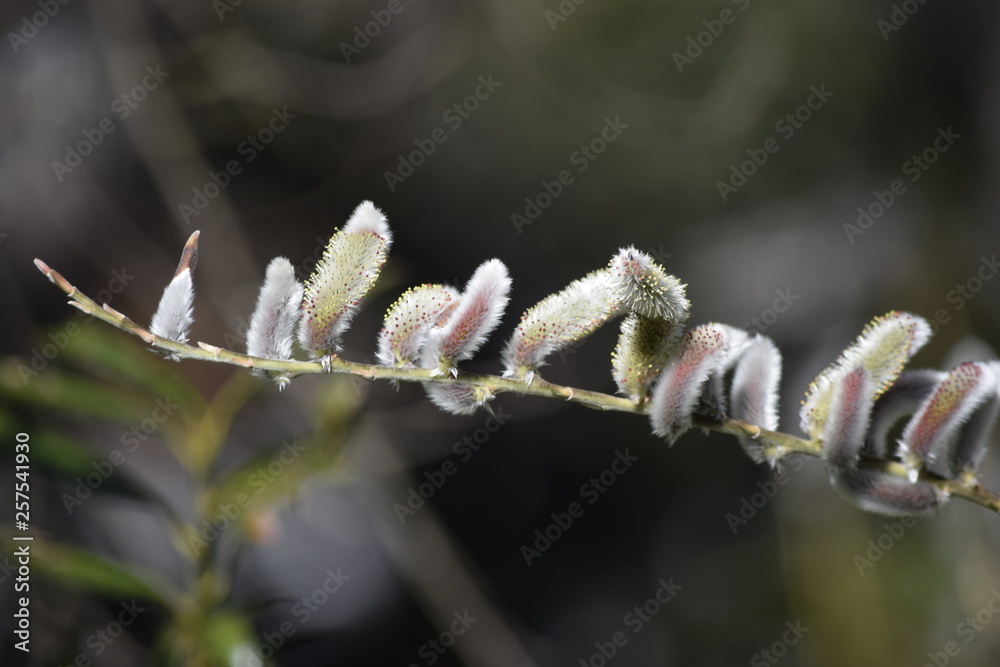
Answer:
top-left (4, 0), bottom-right (1000, 665)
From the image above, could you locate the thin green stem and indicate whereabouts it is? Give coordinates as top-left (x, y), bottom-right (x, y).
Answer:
top-left (34, 258), bottom-right (1000, 515)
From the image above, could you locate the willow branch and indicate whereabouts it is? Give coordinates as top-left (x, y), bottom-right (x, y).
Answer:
top-left (34, 258), bottom-right (1000, 515)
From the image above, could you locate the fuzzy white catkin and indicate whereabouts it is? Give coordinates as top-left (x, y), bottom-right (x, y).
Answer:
top-left (342, 200), bottom-right (393, 242)
top-left (607, 246), bottom-right (689, 322)
top-left (611, 314), bottom-right (686, 403)
top-left (730, 335), bottom-right (781, 431)
top-left (502, 269), bottom-right (622, 381)
top-left (298, 202), bottom-right (393, 357)
top-left (150, 268), bottom-right (195, 344)
top-left (247, 257), bottom-right (303, 361)
top-left (729, 335), bottom-right (782, 462)
top-left (422, 382), bottom-right (487, 415)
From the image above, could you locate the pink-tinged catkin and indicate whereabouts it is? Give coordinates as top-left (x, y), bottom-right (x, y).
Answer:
top-left (900, 361), bottom-right (999, 480)
top-left (649, 323), bottom-right (733, 444)
top-left (377, 284), bottom-right (460, 367)
top-left (821, 366), bottom-right (875, 469)
top-left (831, 467), bottom-right (946, 517)
top-left (420, 259), bottom-right (511, 376)
top-left (864, 369), bottom-right (944, 460)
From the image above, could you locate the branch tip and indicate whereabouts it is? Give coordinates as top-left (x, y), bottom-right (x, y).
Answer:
top-left (176, 231), bottom-right (201, 276)
top-left (34, 258), bottom-right (75, 294)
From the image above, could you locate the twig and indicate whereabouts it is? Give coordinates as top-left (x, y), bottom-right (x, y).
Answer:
top-left (34, 258), bottom-right (1000, 515)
